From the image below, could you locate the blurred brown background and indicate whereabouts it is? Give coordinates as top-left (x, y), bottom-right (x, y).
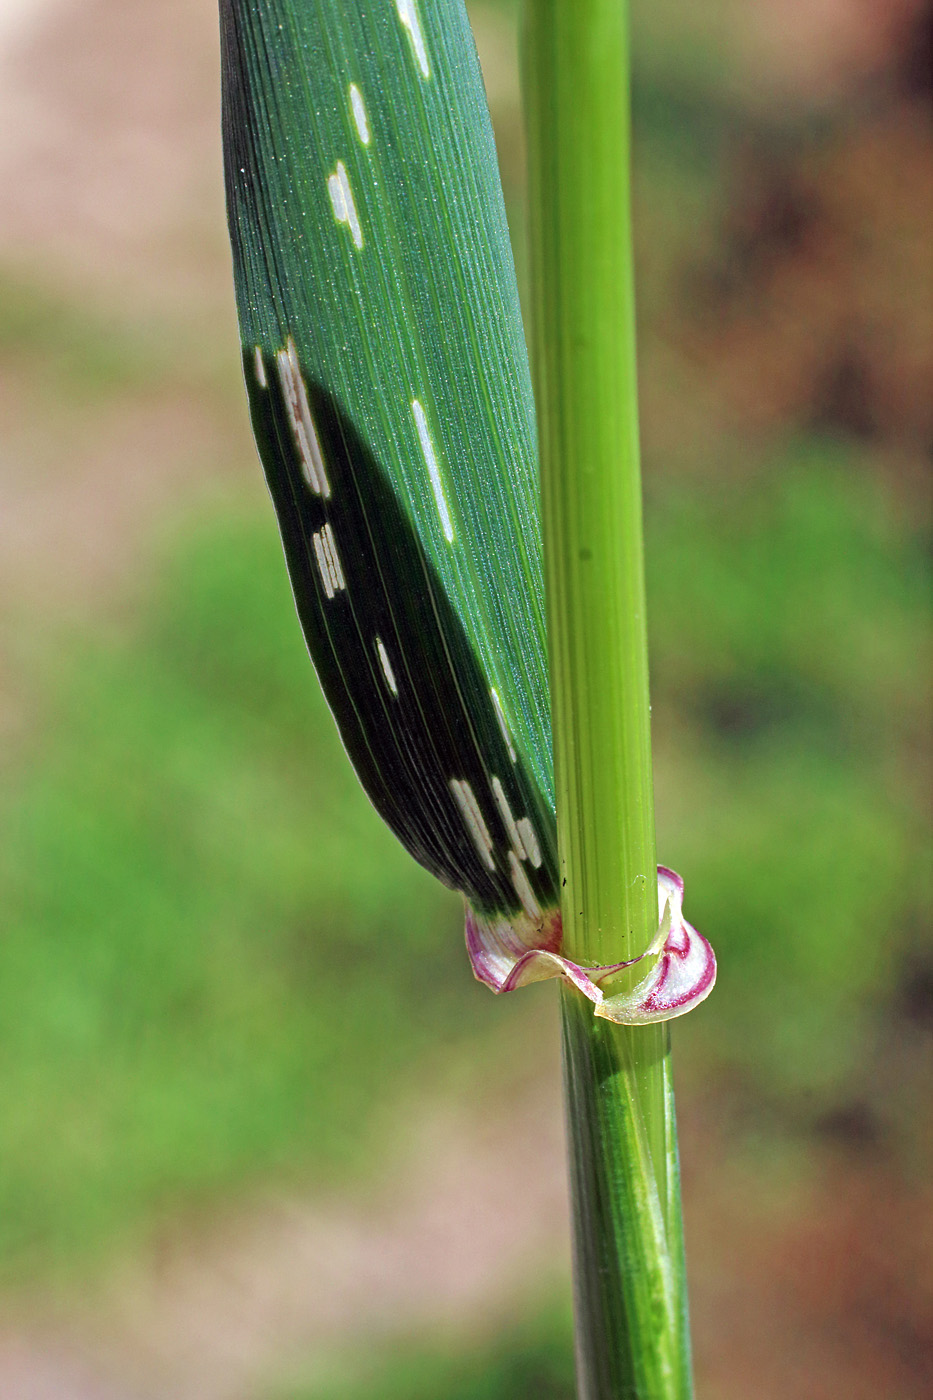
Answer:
top-left (0, 1), bottom-right (930, 1397)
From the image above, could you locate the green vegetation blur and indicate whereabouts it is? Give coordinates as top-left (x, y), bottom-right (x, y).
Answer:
top-left (1, 502), bottom-right (491, 1276)
top-left (270, 1310), bottom-right (576, 1400)
top-left (0, 1), bottom-right (929, 1396)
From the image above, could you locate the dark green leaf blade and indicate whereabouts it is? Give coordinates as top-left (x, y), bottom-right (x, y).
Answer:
top-left (221, 1), bottom-right (559, 953)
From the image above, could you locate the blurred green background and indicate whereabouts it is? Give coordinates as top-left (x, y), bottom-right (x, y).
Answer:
top-left (0, 1), bottom-right (929, 1397)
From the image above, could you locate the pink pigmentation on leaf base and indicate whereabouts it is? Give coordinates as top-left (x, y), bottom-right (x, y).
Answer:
top-left (595, 867), bottom-right (716, 1024)
top-left (465, 865), bottom-right (715, 1025)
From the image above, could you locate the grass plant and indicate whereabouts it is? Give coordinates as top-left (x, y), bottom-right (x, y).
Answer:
top-left (220, 1), bottom-right (707, 1390)
top-left (0, 0), bottom-right (923, 1390)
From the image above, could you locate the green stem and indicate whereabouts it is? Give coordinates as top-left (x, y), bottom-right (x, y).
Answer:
top-left (522, 1), bottom-right (693, 1393)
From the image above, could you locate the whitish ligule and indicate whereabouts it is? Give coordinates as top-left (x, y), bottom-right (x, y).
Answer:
top-left (466, 867), bottom-right (716, 1024)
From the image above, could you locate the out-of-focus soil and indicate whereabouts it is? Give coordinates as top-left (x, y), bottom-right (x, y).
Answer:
top-left (0, 1061), bottom-right (930, 1400)
top-left (0, 0), bottom-right (229, 315)
top-left (0, 0), bottom-right (252, 620)
top-left (0, 1058), bottom-right (572, 1400)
